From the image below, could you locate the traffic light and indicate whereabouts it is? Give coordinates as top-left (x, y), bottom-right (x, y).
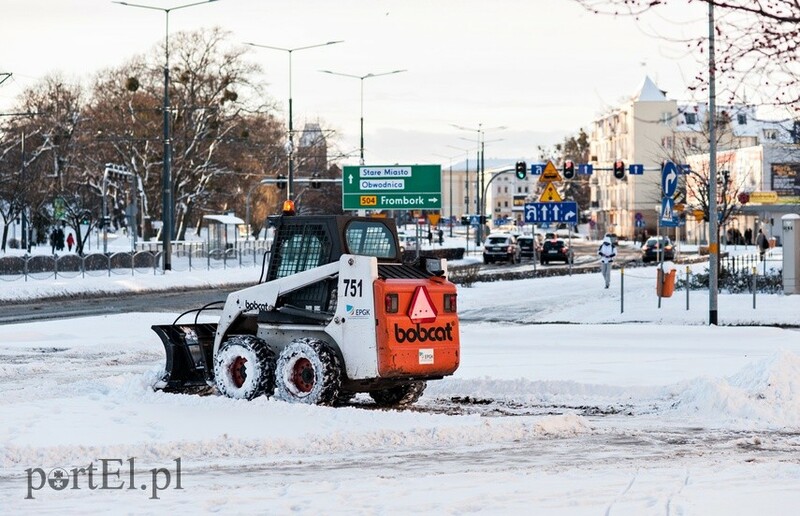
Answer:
top-left (460, 216), bottom-right (469, 225)
top-left (515, 161), bottom-right (527, 180)
top-left (613, 160), bottom-right (625, 179)
top-left (276, 173), bottom-right (286, 189)
top-left (563, 160), bottom-right (575, 180)
top-left (311, 172), bottom-right (320, 189)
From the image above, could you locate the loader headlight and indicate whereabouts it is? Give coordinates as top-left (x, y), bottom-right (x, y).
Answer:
top-left (444, 293), bottom-right (457, 313)
top-left (385, 293), bottom-right (399, 313)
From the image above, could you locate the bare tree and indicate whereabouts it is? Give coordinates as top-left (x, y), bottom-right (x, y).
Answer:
top-left (574, 0), bottom-right (800, 109)
top-left (0, 75), bottom-right (87, 251)
top-left (84, 27), bottom-right (286, 241)
top-left (561, 128), bottom-right (592, 213)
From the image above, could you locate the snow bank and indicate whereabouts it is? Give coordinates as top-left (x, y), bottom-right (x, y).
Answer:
top-left (667, 350), bottom-right (800, 430)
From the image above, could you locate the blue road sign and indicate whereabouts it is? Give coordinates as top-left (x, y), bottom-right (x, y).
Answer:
top-left (530, 163), bottom-right (546, 175)
top-left (662, 161), bottom-right (679, 197)
top-left (524, 201), bottom-right (579, 224)
top-left (629, 164), bottom-right (644, 175)
top-left (635, 218), bottom-right (646, 228)
top-left (578, 164), bottom-right (593, 175)
top-left (470, 215), bottom-right (480, 226)
top-left (659, 197), bottom-right (679, 227)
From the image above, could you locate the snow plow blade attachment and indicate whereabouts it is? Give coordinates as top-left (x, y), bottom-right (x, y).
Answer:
top-left (151, 324), bottom-right (217, 393)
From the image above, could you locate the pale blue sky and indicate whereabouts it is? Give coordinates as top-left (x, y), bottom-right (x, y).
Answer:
top-left (2, 0), bottom-right (710, 165)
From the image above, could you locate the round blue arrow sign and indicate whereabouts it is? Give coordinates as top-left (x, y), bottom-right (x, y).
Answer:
top-left (662, 161), bottom-right (679, 197)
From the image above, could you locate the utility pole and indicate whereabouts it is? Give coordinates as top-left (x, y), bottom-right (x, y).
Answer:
top-left (708, 2), bottom-right (719, 325)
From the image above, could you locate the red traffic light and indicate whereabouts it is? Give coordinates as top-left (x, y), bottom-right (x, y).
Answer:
top-left (613, 160), bottom-right (625, 179)
top-left (563, 160), bottom-right (575, 179)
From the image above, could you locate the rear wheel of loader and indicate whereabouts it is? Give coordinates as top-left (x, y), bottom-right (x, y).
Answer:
top-left (214, 336), bottom-right (275, 400)
top-left (369, 381), bottom-right (427, 407)
top-left (275, 338), bottom-right (341, 406)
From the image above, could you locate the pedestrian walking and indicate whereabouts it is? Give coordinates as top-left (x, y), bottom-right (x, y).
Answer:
top-left (55, 227), bottom-right (65, 251)
top-left (756, 229), bottom-right (769, 261)
top-left (66, 233), bottom-right (75, 252)
top-left (427, 230), bottom-right (433, 246)
top-left (437, 228), bottom-right (444, 245)
top-left (745, 227), bottom-right (753, 246)
top-left (598, 235), bottom-right (617, 289)
top-left (49, 229), bottom-right (57, 254)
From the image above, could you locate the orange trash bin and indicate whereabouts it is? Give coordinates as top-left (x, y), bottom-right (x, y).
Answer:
top-left (657, 269), bottom-right (677, 297)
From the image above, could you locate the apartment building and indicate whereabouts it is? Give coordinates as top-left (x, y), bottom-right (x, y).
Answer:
top-left (589, 76), bottom-right (798, 241)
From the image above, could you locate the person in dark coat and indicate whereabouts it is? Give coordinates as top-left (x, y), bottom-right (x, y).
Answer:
top-left (55, 227), bottom-right (65, 251)
top-left (756, 229), bottom-right (769, 261)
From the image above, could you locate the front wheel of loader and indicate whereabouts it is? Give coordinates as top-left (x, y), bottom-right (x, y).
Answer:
top-left (369, 381), bottom-right (427, 408)
top-left (214, 336), bottom-right (275, 400)
top-left (275, 338), bottom-right (342, 406)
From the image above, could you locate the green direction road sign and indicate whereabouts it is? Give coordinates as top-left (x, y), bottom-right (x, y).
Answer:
top-left (342, 164), bottom-right (442, 210)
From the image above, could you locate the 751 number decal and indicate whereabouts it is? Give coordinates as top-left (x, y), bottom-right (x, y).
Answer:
top-left (343, 278), bottom-right (363, 297)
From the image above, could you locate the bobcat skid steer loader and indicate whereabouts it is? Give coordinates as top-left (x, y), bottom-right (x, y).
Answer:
top-left (152, 204), bottom-right (460, 407)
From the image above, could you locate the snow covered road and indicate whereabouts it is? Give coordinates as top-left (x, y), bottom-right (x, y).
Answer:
top-left (2, 304), bottom-right (800, 513)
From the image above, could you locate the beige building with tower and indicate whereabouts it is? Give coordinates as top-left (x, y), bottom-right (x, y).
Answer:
top-left (589, 76), bottom-right (676, 240)
top-left (588, 76), bottom-right (797, 241)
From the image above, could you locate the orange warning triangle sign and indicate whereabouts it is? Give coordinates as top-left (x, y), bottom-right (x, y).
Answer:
top-left (538, 161), bottom-right (563, 183)
top-left (408, 286), bottom-right (437, 323)
top-left (539, 183), bottom-right (563, 202)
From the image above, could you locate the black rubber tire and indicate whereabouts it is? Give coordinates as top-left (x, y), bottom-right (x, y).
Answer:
top-left (275, 338), bottom-right (342, 405)
top-left (335, 390), bottom-right (356, 406)
top-left (369, 381), bottom-right (427, 407)
top-left (214, 335), bottom-right (275, 400)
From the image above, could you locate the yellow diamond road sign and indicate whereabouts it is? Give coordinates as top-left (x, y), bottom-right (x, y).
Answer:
top-left (539, 161), bottom-right (563, 183)
top-left (539, 183), bottom-right (563, 202)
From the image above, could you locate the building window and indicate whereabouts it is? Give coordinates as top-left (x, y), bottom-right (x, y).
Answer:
top-left (684, 112), bottom-right (697, 125)
top-left (763, 129), bottom-right (777, 140)
top-left (737, 113), bottom-right (747, 125)
top-left (661, 136), bottom-right (673, 150)
top-left (661, 112), bottom-right (672, 125)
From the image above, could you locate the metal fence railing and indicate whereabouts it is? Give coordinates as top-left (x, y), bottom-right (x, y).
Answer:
top-left (0, 240), bottom-right (271, 282)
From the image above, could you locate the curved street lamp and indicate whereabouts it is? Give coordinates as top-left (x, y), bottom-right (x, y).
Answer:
top-left (246, 40), bottom-right (344, 200)
top-left (113, 0), bottom-right (220, 271)
top-left (318, 69), bottom-right (406, 165)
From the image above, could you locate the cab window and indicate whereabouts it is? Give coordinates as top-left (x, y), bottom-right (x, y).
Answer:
top-left (344, 221), bottom-right (397, 259)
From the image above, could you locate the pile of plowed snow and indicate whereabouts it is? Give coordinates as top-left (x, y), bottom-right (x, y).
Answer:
top-left (667, 350), bottom-right (800, 430)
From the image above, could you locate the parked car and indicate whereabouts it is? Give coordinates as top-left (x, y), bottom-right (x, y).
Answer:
top-left (517, 235), bottom-right (537, 259)
top-left (398, 233), bottom-right (418, 253)
top-left (483, 233), bottom-right (520, 264)
top-left (641, 236), bottom-right (675, 262)
top-left (541, 238), bottom-right (573, 265)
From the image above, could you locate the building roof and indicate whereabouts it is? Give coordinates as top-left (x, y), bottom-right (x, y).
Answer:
top-left (633, 76), bottom-right (667, 102)
top-left (203, 214), bottom-right (244, 225)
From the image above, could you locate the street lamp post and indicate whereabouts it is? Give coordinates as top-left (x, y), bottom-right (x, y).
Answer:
top-left (446, 145), bottom-right (471, 254)
top-left (453, 123), bottom-right (505, 244)
top-left (113, 0), bottom-right (219, 271)
top-left (246, 40), bottom-right (344, 199)
top-left (433, 152), bottom-right (464, 237)
top-left (318, 69), bottom-right (406, 165)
